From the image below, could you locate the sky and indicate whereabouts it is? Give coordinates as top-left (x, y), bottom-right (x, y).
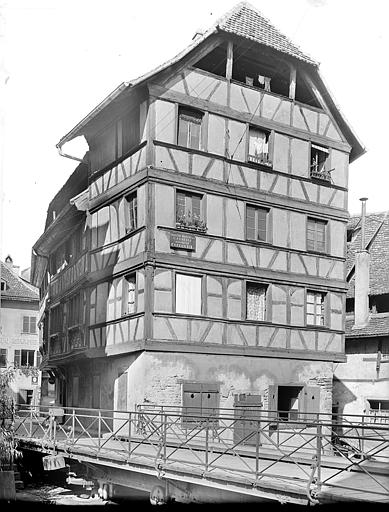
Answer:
top-left (0, 0), bottom-right (388, 270)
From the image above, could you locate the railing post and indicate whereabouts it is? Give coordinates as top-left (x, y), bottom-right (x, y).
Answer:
top-left (29, 405), bottom-right (33, 438)
top-left (361, 415), bottom-right (365, 454)
top-left (128, 412), bottom-right (132, 461)
top-left (255, 420), bottom-right (260, 480)
top-left (53, 416), bottom-right (57, 448)
top-left (72, 409), bottom-right (75, 445)
top-left (98, 410), bottom-right (101, 454)
top-left (163, 414), bottom-right (167, 465)
top-left (316, 423), bottom-right (322, 493)
top-left (205, 419), bottom-right (209, 473)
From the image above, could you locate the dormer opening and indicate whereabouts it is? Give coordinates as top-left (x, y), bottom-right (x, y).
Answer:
top-left (193, 40), bottom-right (322, 109)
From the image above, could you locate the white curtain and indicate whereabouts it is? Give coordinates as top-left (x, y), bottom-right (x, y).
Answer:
top-left (176, 274), bottom-right (202, 315)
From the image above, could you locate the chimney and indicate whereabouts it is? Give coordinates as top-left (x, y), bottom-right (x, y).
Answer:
top-left (4, 255), bottom-right (20, 276)
top-left (192, 28), bottom-right (205, 40)
top-left (353, 198), bottom-right (370, 329)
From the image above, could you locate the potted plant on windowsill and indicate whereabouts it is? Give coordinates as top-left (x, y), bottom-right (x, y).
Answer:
top-left (176, 213), bottom-right (207, 233)
top-left (0, 365), bottom-right (37, 500)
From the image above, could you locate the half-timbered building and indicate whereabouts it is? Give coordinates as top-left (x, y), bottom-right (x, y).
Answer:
top-left (31, 2), bottom-right (364, 422)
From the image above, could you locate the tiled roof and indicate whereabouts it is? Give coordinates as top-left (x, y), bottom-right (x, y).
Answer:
top-left (345, 314), bottom-right (389, 338)
top-left (217, 2), bottom-right (317, 65)
top-left (346, 211), bottom-right (389, 298)
top-left (0, 261), bottom-right (39, 302)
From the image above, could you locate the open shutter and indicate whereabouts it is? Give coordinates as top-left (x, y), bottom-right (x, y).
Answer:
top-left (117, 371), bottom-right (128, 411)
top-left (23, 316), bottom-right (29, 333)
top-left (267, 385), bottom-right (278, 420)
top-left (301, 386), bottom-right (320, 422)
top-left (183, 383), bottom-right (202, 424)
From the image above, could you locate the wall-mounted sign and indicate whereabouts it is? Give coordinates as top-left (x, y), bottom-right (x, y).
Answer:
top-left (31, 375), bottom-right (39, 385)
top-left (170, 233), bottom-right (196, 251)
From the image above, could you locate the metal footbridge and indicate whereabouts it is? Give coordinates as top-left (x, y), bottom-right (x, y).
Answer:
top-left (13, 404), bottom-right (389, 504)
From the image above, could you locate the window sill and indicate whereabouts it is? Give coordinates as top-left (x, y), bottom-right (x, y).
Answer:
top-left (176, 223), bottom-right (207, 234)
top-left (306, 249), bottom-right (328, 256)
top-left (247, 157), bottom-right (272, 168)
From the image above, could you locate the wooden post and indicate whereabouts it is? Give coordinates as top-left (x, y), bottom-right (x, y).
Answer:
top-left (226, 41), bottom-right (233, 80)
top-left (289, 65), bottom-right (296, 100)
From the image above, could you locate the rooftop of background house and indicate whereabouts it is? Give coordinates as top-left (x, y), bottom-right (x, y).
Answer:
top-left (346, 211), bottom-right (389, 298)
top-left (0, 259), bottom-right (39, 303)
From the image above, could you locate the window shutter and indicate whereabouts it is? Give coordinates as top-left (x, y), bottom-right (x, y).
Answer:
top-left (30, 317), bottom-right (37, 334)
top-left (117, 371), bottom-right (128, 411)
top-left (267, 385), bottom-right (278, 420)
top-left (191, 194), bottom-right (201, 221)
top-left (92, 375), bottom-right (101, 409)
top-left (183, 383), bottom-right (202, 423)
top-left (126, 276), bottom-right (136, 315)
top-left (246, 206), bottom-right (256, 240)
top-left (302, 386), bottom-right (320, 422)
top-left (72, 376), bottom-right (79, 406)
top-left (14, 349), bottom-right (21, 367)
top-left (178, 115), bottom-right (189, 147)
top-left (257, 208), bottom-right (268, 241)
top-left (23, 316), bottom-right (29, 333)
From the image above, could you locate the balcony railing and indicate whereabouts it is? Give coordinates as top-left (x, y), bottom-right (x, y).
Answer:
top-left (310, 167), bottom-right (332, 183)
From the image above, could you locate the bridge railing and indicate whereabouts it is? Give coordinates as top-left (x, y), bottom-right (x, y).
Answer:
top-left (13, 404), bottom-right (389, 503)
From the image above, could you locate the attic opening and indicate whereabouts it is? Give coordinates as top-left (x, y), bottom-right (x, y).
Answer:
top-left (193, 41), bottom-right (322, 109)
top-left (0, 280), bottom-right (7, 291)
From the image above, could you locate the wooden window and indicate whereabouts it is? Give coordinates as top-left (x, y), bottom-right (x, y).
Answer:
top-left (175, 274), bottom-right (202, 315)
top-left (306, 291), bottom-right (326, 326)
top-left (246, 205), bottom-right (269, 242)
top-left (177, 107), bottom-right (203, 150)
top-left (176, 190), bottom-right (205, 230)
top-left (268, 385), bottom-right (320, 423)
top-left (310, 144), bottom-right (330, 181)
top-left (182, 382), bottom-right (219, 424)
top-left (68, 294), bottom-right (81, 328)
top-left (246, 283), bottom-right (267, 321)
top-left (14, 349), bottom-right (35, 367)
top-left (248, 127), bottom-right (270, 165)
top-left (0, 349), bottom-right (7, 368)
top-left (307, 217), bottom-right (326, 253)
top-left (50, 305), bottom-right (63, 334)
top-left (22, 316), bottom-right (36, 334)
top-left (126, 192), bottom-right (138, 233)
top-left (123, 275), bottom-right (136, 316)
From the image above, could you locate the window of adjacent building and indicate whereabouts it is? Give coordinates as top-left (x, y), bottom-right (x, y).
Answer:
top-left (176, 190), bottom-right (204, 230)
top-left (307, 217), bottom-right (326, 253)
top-left (306, 291), bottom-right (326, 326)
top-left (126, 192), bottom-right (138, 233)
top-left (124, 275), bottom-right (136, 316)
top-left (0, 349), bottom-right (7, 367)
top-left (246, 205), bottom-right (269, 242)
top-left (176, 274), bottom-right (202, 315)
top-left (246, 283), bottom-right (267, 321)
top-left (177, 107), bottom-right (203, 150)
top-left (17, 389), bottom-right (34, 405)
top-left (367, 400), bottom-right (389, 420)
top-left (310, 144), bottom-right (330, 181)
top-left (182, 382), bottom-right (219, 425)
top-left (14, 349), bottom-right (35, 367)
top-left (248, 128), bottom-right (270, 165)
top-left (22, 316), bottom-right (36, 334)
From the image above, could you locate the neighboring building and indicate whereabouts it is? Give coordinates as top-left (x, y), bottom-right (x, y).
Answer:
top-left (333, 208), bottom-right (389, 420)
top-left (0, 256), bottom-right (41, 405)
top-left (31, 2), bottom-right (364, 423)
